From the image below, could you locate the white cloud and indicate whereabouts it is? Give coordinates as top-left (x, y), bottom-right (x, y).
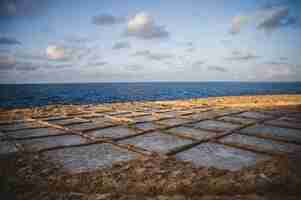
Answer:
top-left (207, 65), bottom-right (228, 72)
top-left (46, 45), bottom-right (66, 60)
top-left (256, 6), bottom-right (290, 32)
top-left (92, 14), bottom-right (124, 26)
top-left (125, 12), bottom-right (169, 39)
top-left (230, 6), bottom-right (298, 34)
top-left (112, 41), bottom-right (131, 50)
top-left (229, 15), bottom-right (250, 34)
top-left (225, 51), bottom-right (260, 61)
top-left (133, 50), bottom-right (173, 61)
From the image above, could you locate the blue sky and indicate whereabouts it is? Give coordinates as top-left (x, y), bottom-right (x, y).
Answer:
top-left (0, 0), bottom-right (301, 83)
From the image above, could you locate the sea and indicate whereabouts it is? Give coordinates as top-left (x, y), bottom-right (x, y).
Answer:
top-left (1, 82), bottom-right (301, 109)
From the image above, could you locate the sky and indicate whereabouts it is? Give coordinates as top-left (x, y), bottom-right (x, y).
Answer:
top-left (0, 0), bottom-right (301, 83)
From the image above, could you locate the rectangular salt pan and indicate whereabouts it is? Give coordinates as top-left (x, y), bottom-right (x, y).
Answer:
top-left (17, 134), bottom-right (89, 152)
top-left (188, 120), bottom-right (241, 132)
top-left (0, 122), bottom-right (46, 132)
top-left (4, 128), bottom-right (67, 139)
top-left (119, 131), bottom-right (193, 154)
top-left (235, 112), bottom-right (273, 120)
top-left (176, 142), bottom-right (271, 171)
top-left (165, 126), bottom-right (219, 141)
top-left (86, 126), bottom-right (139, 140)
top-left (43, 143), bottom-right (138, 174)
top-left (240, 125), bottom-right (301, 143)
top-left (220, 133), bottom-right (301, 154)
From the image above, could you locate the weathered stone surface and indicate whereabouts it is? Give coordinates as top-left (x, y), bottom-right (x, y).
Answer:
top-left (0, 140), bottom-right (18, 155)
top-left (65, 121), bottom-right (113, 132)
top-left (155, 118), bottom-right (193, 127)
top-left (85, 126), bottom-right (139, 140)
top-left (0, 122), bottom-right (46, 132)
top-left (17, 134), bottom-right (89, 152)
top-left (280, 116), bottom-right (301, 123)
top-left (88, 116), bottom-right (115, 124)
top-left (240, 125), bottom-right (301, 143)
top-left (175, 142), bottom-right (271, 171)
top-left (165, 126), bottom-right (219, 140)
top-left (134, 122), bottom-right (163, 132)
top-left (129, 115), bottom-right (159, 123)
top-left (107, 111), bottom-right (132, 116)
top-left (182, 111), bottom-right (219, 120)
top-left (187, 120), bottom-right (241, 132)
top-left (265, 119), bottom-right (301, 129)
top-left (162, 110), bottom-right (193, 118)
top-left (47, 118), bottom-right (90, 126)
top-left (217, 116), bottom-right (257, 125)
top-left (235, 112), bottom-right (273, 120)
top-left (220, 133), bottom-right (301, 154)
top-left (43, 143), bottom-right (138, 173)
top-left (119, 131), bottom-right (193, 154)
top-left (3, 127), bottom-right (67, 139)
top-left (43, 116), bottom-right (72, 121)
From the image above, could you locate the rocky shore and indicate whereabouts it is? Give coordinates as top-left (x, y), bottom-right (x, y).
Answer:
top-left (1, 95), bottom-right (301, 200)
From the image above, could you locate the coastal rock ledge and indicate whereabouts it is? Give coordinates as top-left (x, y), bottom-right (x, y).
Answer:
top-left (1, 95), bottom-right (301, 199)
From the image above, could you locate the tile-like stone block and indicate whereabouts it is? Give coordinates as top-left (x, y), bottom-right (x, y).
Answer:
top-left (3, 127), bottom-right (67, 139)
top-left (165, 126), bottom-right (219, 140)
top-left (240, 125), bottom-right (301, 143)
top-left (0, 122), bottom-right (46, 132)
top-left (17, 135), bottom-right (89, 152)
top-left (220, 133), bottom-right (301, 154)
top-left (48, 118), bottom-right (89, 126)
top-left (155, 118), bottom-right (193, 127)
top-left (265, 119), bottom-right (301, 129)
top-left (235, 112), bottom-right (273, 120)
top-left (176, 142), bottom-right (270, 171)
top-left (119, 131), bottom-right (193, 154)
top-left (66, 121), bottom-right (113, 132)
top-left (130, 115), bottom-right (159, 123)
top-left (134, 122), bottom-right (163, 132)
top-left (217, 116), bottom-right (257, 125)
top-left (188, 120), bottom-right (241, 132)
top-left (86, 126), bottom-right (138, 140)
top-left (43, 143), bottom-right (138, 173)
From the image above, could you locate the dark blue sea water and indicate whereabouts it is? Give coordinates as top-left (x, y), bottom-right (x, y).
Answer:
top-left (1, 82), bottom-right (301, 109)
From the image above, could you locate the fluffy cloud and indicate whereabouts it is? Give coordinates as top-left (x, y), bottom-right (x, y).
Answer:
top-left (125, 12), bottom-right (169, 39)
top-left (46, 45), bottom-right (66, 60)
top-left (207, 65), bottom-right (228, 72)
top-left (124, 64), bottom-right (144, 71)
top-left (133, 50), bottom-right (173, 61)
top-left (112, 41), bottom-right (131, 50)
top-left (230, 6), bottom-right (298, 34)
top-left (225, 51), bottom-right (260, 61)
top-left (255, 62), bottom-right (295, 80)
top-left (15, 62), bottom-right (40, 71)
top-left (46, 42), bottom-right (91, 62)
top-left (0, 36), bottom-right (21, 45)
top-left (0, 54), bottom-right (16, 70)
top-left (229, 15), bottom-right (250, 34)
top-left (87, 61), bottom-right (107, 67)
top-left (92, 14), bottom-right (124, 26)
top-left (191, 61), bottom-right (205, 70)
top-left (256, 6), bottom-right (291, 32)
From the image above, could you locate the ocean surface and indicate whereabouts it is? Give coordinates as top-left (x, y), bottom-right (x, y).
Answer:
top-left (1, 82), bottom-right (301, 109)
